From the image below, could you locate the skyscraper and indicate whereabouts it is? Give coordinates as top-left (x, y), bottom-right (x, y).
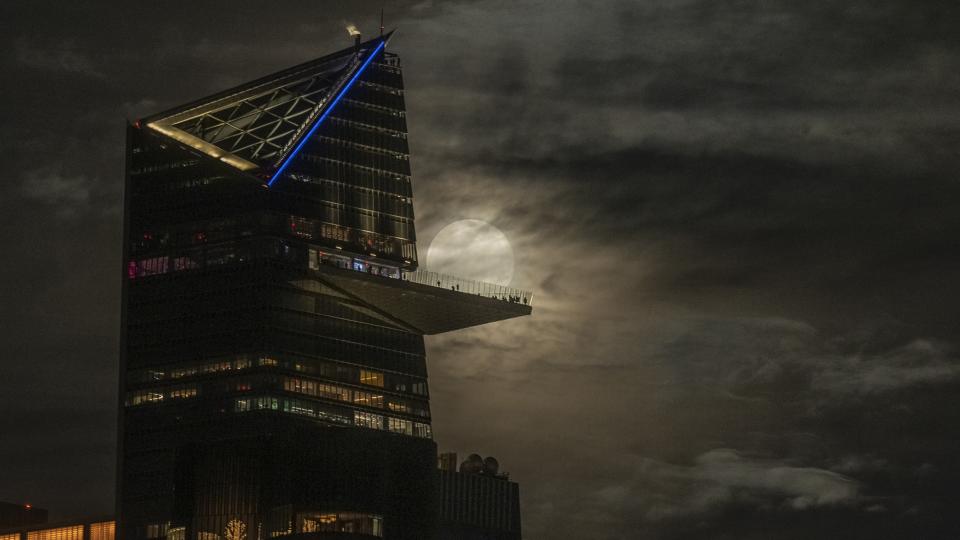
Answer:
top-left (119, 32), bottom-right (530, 540)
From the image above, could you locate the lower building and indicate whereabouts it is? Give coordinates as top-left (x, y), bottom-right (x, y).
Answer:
top-left (437, 454), bottom-right (521, 540)
top-left (0, 519), bottom-right (114, 540)
top-left (0, 451), bottom-right (523, 540)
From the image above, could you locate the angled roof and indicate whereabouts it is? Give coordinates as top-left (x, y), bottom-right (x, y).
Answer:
top-left (141, 33), bottom-right (391, 179)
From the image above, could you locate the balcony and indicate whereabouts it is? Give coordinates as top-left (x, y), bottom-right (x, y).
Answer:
top-left (309, 256), bottom-right (533, 335)
top-left (402, 269), bottom-right (533, 307)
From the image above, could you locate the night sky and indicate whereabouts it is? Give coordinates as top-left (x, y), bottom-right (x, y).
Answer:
top-left (3, 1), bottom-right (960, 538)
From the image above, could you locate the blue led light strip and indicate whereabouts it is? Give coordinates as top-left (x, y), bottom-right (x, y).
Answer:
top-left (267, 40), bottom-right (387, 187)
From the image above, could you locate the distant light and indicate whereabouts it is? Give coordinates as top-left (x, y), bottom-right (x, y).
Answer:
top-left (24, 504), bottom-right (31, 509)
top-left (267, 39), bottom-right (386, 187)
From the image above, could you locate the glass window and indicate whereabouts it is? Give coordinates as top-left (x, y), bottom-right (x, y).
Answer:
top-left (388, 417), bottom-right (413, 436)
top-left (297, 512), bottom-right (383, 538)
top-left (27, 526), bottom-right (83, 540)
top-left (413, 422), bottom-right (432, 439)
top-left (90, 521), bottom-right (115, 540)
top-left (359, 370), bottom-right (384, 388)
top-left (354, 411), bottom-right (384, 430)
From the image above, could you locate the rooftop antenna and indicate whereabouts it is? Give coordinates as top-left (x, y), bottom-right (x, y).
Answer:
top-left (379, 7), bottom-right (384, 37)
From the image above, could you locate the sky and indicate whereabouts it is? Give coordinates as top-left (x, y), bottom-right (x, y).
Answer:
top-left (2, 0), bottom-right (960, 538)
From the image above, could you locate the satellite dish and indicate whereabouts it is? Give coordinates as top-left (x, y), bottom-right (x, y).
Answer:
top-left (460, 453), bottom-right (483, 474)
top-left (483, 456), bottom-right (499, 476)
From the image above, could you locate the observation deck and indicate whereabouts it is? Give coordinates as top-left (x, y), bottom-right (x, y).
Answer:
top-left (310, 259), bottom-right (533, 335)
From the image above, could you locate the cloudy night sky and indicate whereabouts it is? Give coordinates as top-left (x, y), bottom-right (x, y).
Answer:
top-left (3, 0), bottom-right (960, 538)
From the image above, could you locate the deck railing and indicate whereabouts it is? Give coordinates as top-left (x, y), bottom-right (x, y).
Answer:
top-left (403, 269), bottom-right (533, 307)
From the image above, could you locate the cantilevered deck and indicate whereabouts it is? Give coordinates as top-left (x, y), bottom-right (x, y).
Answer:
top-left (310, 260), bottom-right (532, 335)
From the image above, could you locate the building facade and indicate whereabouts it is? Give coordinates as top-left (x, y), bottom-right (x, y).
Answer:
top-left (437, 454), bottom-right (521, 540)
top-left (119, 33), bottom-right (530, 540)
top-left (0, 519), bottom-right (114, 540)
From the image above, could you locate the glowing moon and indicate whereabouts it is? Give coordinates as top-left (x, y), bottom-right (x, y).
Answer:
top-left (426, 219), bottom-right (514, 285)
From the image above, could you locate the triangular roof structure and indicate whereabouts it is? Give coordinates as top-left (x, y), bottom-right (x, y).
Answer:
top-left (141, 33), bottom-right (391, 183)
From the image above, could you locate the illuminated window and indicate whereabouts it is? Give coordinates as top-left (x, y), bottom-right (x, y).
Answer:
top-left (297, 512), bottom-right (382, 538)
top-left (354, 411), bottom-right (384, 430)
top-left (144, 524), bottom-right (163, 540)
top-left (202, 361), bottom-right (232, 374)
top-left (27, 526), bottom-right (83, 540)
top-left (1, 534), bottom-right (21, 540)
top-left (413, 422), bottom-right (432, 439)
top-left (387, 400), bottom-right (409, 413)
top-left (127, 391), bottom-right (164, 406)
top-left (169, 387), bottom-right (197, 399)
top-left (283, 377), bottom-right (352, 402)
top-left (256, 397), bottom-right (279, 410)
top-left (388, 417), bottom-right (413, 436)
top-left (359, 370), bottom-right (384, 388)
top-left (89, 521), bottom-right (115, 540)
top-left (170, 367), bottom-right (198, 379)
top-left (353, 391), bottom-right (383, 408)
top-left (259, 356), bottom-right (278, 367)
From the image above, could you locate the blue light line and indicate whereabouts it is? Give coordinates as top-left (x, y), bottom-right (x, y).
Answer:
top-left (267, 39), bottom-right (386, 187)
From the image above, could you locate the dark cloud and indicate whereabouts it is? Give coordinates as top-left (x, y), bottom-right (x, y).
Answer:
top-left (3, 0), bottom-right (960, 537)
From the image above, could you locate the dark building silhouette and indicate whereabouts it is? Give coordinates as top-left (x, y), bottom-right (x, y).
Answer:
top-left (436, 454), bottom-right (521, 540)
top-left (119, 32), bottom-right (530, 540)
top-left (0, 518), bottom-right (114, 540)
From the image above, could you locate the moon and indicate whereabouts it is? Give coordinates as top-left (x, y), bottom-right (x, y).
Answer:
top-left (426, 219), bottom-right (514, 285)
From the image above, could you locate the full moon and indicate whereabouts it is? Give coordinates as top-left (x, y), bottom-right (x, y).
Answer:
top-left (426, 219), bottom-right (515, 285)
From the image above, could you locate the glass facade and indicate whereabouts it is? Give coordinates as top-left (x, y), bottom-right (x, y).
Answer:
top-left (26, 527), bottom-right (84, 540)
top-left (119, 31), bottom-right (530, 540)
top-left (1, 521), bottom-right (115, 540)
top-left (120, 35), bottom-right (437, 540)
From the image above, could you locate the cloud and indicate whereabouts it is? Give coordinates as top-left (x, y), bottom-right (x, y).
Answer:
top-left (812, 339), bottom-right (960, 395)
top-left (643, 449), bottom-right (860, 518)
top-left (20, 168), bottom-right (95, 217)
top-left (547, 448), bottom-right (863, 538)
top-left (15, 38), bottom-right (104, 78)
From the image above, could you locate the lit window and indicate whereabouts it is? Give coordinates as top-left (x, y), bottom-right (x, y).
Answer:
top-left (413, 422), bottom-right (432, 439)
top-left (354, 391), bottom-right (384, 408)
top-left (27, 526), bottom-right (83, 540)
top-left (144, 524), bottom-right (165, 540)
top-left (388, 417), bottom-right (413, 436)
top-left (359, 370), bottom-right (384, 388)
top-left (354, 411), bottom-right (384, 430)
top-left (297, 512), bottom-right (383, 538)
top-left (89, 521), bottom-right (115, 540)
top-left (387, 400), bottom-right (409, 413)
top-left (169, 387), bottom-right (197, 399)
top-left (127, 391), bottom-right (164, 406)
top-left (256, 397), bottom-right (279, 410)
